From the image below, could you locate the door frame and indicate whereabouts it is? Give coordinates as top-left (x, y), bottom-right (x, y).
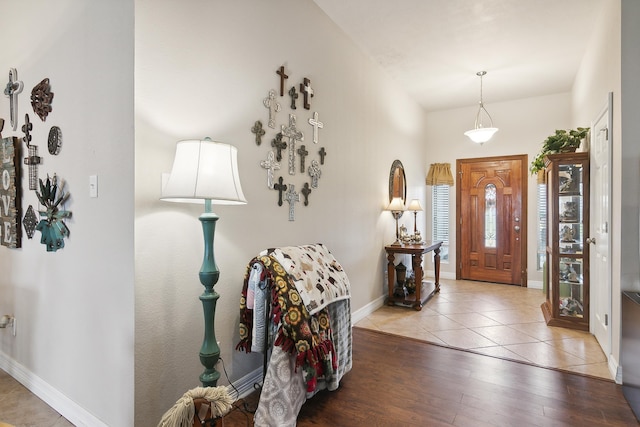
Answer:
top-left (455, 154), bottom-right (529, 286)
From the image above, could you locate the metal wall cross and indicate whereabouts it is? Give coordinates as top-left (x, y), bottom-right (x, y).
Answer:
top-left (251, 120), bottom-right (265, 145)
top-left (301, 182), bottom-right (312, 206)
top-left (271, 132), bottom-right (286, 162)
top-left (308, 159), bottom-right (322, 188)
top-left (297, 144), bottom-right (308, 173)
top-left (276, 66), bottom-right (288, 96)
top-left (288, 86), bottom-right (298, 110)
top-left (4, 68), bottom-right (24, 131)
top-left (260, 151), bottom-right (280, 189)
top-left (263, 89), bottom-right (281, 128)
top-left (281, 114), bottom-right (304, 175)
top-left (308, 111), bottom-right (324, 143)
top-left (299, 77), bottom-right (314, 110)
top-left (274, 176), bottom-right (287, 206)
top-left (319, 147), bottom-right (327, 165)
top-left (24, 145), bottom-right (41, 191)
top-left (284, 184), bottom-right (300, 221)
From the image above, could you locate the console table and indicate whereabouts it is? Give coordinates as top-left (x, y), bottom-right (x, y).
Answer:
top-left (385, 241), bottom-right (442, 310)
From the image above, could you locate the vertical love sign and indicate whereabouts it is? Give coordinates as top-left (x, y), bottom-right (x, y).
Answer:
top-left (1, 137), bottom-right (21, 248)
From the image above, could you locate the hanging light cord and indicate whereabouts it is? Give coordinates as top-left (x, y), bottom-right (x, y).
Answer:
top-left (474, 71), bottom-right (494, 129)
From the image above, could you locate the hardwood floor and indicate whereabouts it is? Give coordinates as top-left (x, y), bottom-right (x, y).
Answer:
top-left (2, 327), bottom-right (637, 426)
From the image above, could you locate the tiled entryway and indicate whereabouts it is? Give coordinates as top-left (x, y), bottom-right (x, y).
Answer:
top-left (355, 279), bottom-right (612, 380)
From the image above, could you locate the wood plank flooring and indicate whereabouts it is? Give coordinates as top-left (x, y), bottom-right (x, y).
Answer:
top-left (222, 327), bottom-right (637, 426)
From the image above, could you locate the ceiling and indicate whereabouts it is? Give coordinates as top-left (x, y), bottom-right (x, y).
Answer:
top-left (313, 0), bottom-right (606, 112)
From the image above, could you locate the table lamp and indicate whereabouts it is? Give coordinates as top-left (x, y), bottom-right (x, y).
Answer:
top-left (161, 138), bottom-right (247, 386)
top-left (407, 199), bottom-right (423, 234)
top-left (386, 197), bottom-right (406, 245)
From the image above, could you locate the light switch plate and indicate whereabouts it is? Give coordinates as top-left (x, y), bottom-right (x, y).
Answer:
top-left (89, 175), bottom-right (98, 198)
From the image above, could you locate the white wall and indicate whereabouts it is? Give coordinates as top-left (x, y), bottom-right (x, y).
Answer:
top-left (572, 0), bottom-right (623, 372)
top-left (424, 92), bottom-right (573, 284)
top-left (0, 1), bottom-right (135, 426)
top-left (134, 0), bottom-right (427, 423)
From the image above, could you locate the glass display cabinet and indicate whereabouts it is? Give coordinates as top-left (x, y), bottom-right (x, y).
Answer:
top-left (541, 152), bottom-right (590, 331)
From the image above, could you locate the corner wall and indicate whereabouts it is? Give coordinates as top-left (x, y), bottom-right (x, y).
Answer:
top-left (134, 0), bottom-right (427, 423)
top-left (0, 1), bottom-right (135, 425)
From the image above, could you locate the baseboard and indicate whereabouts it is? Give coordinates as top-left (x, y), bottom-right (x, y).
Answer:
top-left (0, 351), bottom-right (107, 427)
top-left (610, 354), bottom-right (622, 384)
top-left (228, 366), bottom-right (263, 399)
top-left (351, 294), bottom-right (386, 324)
top-left (528, 280), bottom-right (543, 289)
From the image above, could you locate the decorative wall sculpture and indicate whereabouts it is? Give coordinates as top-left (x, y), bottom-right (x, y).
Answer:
top-left (35, 175), bottom-right (71, 252)
top-left (4, 68), bottom-right (23, 131)
top-left (31, 78), bottom-right (54, 122)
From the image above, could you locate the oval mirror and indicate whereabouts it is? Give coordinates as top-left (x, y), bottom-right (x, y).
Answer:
top-left (388, 159), bottom-right (406, 204)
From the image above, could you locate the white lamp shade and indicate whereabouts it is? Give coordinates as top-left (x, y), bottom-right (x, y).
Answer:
top-left (407, 199), bottom-right (423, 211)
top-left (161, 139), bottom-right (247, 205)
top-left (464, 127), bottom-right (499, 144)
top-left (386, 197), bottom-right (406, 212)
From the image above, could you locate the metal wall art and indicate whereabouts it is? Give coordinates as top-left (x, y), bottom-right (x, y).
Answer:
top-left (0, 136), bottom-right (22, 248)
top-left (4, 68), bottom-right (24, 131)
top-left (48, 126), bottom-right (62, 155)
top-left (31, 78), bottom-right (54, 122)
top-left (23, 205), bottom-right (37, 239)
top-left (35, 175), bottom-right (71, 252)
top-left (253, 65), bottom-right (327, 220)
top-left (24, 145), bottom-right (42, 191)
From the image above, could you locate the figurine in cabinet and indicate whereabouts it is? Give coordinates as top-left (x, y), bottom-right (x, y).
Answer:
top-left (561, 225), bottom-right (575, 242)
top-left (560, 201), bottom-right (578, 222)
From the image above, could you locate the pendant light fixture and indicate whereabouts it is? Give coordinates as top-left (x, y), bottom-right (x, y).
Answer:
top-left (464, 71), bottom-right (498, 144)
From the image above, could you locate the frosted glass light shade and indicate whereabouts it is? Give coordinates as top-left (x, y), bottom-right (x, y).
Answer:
top-left (161, 139), bottom-right (247, 205)
top-left (464, 127), bottom-right (499, 144)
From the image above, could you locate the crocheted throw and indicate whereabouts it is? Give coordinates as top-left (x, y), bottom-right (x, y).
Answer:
top-left (236, 255), bottom-right (336, 392)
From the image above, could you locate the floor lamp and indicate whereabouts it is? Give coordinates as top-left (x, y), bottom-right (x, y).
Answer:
top-left (161, 138), bottom-right (247, 386)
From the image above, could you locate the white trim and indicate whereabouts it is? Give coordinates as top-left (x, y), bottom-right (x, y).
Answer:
top-left (228, 366), bottom-right (264, 399)
top-left (425, 270), bottom-right (456, 280)
top-left (0, 351), bottom-right (107, 427)
top-left (352, 294), bottom-right (386, 324)
top-left (527, 280), bottom-right (543, 289)
top-left (610, 354), bottom-right (622, 384)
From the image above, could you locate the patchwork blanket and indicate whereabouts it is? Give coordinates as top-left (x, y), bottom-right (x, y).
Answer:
top-left (237, 255), bottom-right (336, 392)
top-left (260, 244), bottom-right (351, 315)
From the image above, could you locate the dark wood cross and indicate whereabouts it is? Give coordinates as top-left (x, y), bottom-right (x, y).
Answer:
top-left (260, 151), bottom-right (280, 189)
top-left (263, 89), bottom-right (281, 128)
top-left (308, 159), bottom-right (322, 188)
top-left (271, 132), bottom-right (287, 161)
top-left (319, 147), bottom-right (327, 165)
top-left (24, 145), bottom-right (41, 191)
top-left (4, 68), bottom-right (24, 131)
top-left (281, 114), bottom-right (304, 175)
top-left (251, 120), bottom-right (266, 146)
top-left (299, 77), bottom-right (314, 110)
top-left (285, 184), bottom-right (300, 221)
top-left (297, 144), bottom-right (309, 173)
top-left (288, 86), bottom-right (298, 110)
top-left (308, 111), bottom-right (323, 143)
top-left (273, 176), bottom-right (287, 206)
top-left (301, 182), bottom-right (312, 206)
top-left (22, 114), bottom-right (32, 147)
top-left (276, 66), bottom-right (288, 96)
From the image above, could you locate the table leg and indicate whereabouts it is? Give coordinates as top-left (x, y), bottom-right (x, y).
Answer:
top-left (387, 252), bottom-right (396, 306)
top-left (412, 253), bottom-right (424, 310)
top-left (433, 246), bottom-right (441, 293)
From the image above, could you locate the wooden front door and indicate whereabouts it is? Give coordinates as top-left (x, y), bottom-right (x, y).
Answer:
top-left (457, 155), bottom-right (527, 285)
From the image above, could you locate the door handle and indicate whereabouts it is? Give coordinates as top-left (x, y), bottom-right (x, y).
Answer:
top-left (586, 237), bottom-right (596, 244)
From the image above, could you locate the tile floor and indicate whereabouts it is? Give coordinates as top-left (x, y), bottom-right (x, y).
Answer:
top-left (355, 278), bottom-right (613, 380)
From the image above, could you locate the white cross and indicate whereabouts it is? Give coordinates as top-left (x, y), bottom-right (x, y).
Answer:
top-left (260, 151), bottom-right (280, 189)
top-left (308, 111), bottom-right (324, 144)
top-left (4, 68), bottom-right (23, 131)
top-left (263, 89), bottom-right (281, 129)
top-left (285, 184), bottom-right (300, 221)
top-left (281, 114), bottom-right (304, 175)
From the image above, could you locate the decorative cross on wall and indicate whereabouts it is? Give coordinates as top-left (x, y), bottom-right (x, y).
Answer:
top-left (297, 144), bottom-right (309, 173)
top-left (263, 89), bottom-right (281, 129)
top-left (319, 147), bottom-right (327, 165)
top-left (281, 114), bottom-right (304, 175)
top-left (285, 184), bottom-right (300, 221)
top-left (24, 145), bottom-right (41, 191)
top-left (260, 151), bottom-right (280, 189)
top-left (308, 111), bottom-right (323, 144)
top-left (271, 132), bottom-right (287, 162)
top-left (276, 66), bottom-right (288, 96)
top-left (308, 159), bottom-right (322, 188)
top-left (22, 114), bottom-right (32, 146)
top-left (301, 182), bottom-right (312, 206)
top-left (300, 78), bottom-right (314, 110)
top-left (274, 176), bottom-right (287, 206)
top-left (288, 86), bottom-right (298, 110)
top-left (4, 68), bottom-right (24, 131)
top-left (251, 120), bottom-right (266, 145)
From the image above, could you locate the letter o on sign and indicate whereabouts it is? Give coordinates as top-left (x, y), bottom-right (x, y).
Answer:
top-left (2, 170), bottom-right (9, 190)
